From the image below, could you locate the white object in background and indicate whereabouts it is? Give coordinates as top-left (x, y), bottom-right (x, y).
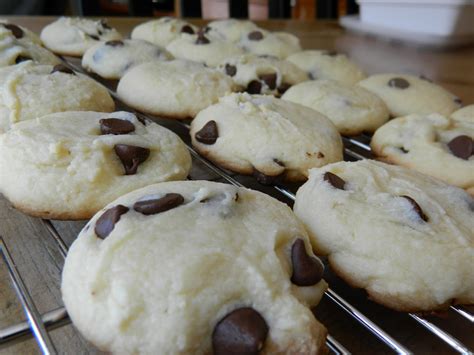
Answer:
top-left (356, 0), bottom-right (474, 36)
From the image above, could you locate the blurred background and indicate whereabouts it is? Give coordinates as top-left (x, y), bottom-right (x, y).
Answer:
top-left (0, 0), bottom-right (359, 19)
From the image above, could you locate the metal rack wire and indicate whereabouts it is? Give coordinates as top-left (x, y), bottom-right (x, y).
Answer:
top-left (0, 59), bottom-right (472, 355)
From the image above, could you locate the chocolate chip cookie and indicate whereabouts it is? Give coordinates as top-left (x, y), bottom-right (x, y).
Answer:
top-left (131, 17), bottom-right (198, 47)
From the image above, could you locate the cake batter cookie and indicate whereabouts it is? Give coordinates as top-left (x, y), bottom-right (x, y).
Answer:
top-left (0, 111), bottom-right (191, 219)
top-left (40, 17), bottom-right (122, 56)
top-left (451, 104), bottom-right (474, 122)
top-left (82, 39), bottom-right (172, 79)
top-left (206, 19), bottom-right (261, 42)
top-left (190, 93), bottom-right (343, 183)
top-left (117, 59), bottom-right (235, 119)
top-left (62, 180), bottom-right (328, 354)
top-left (0, 21), bottom-right (43, 45)
top-left (218, 54), bottom-right (308, 96)
top-left (166, 31), bottom-right (244, 67)
top-left (358, 73), bottom-right (460, 117)
top-left (131, 17), bottom-right (198, 47)
top-left (0, 62), bottom-right (114, 132)
top-left (294, 160), bottom-right (474, 312)
top-left (286, 50), bottom-right (366, 85)
top-left (371, 113), bottom-right (474, 195)
top-left (239, 29), bottom-right (301, 59)
top-left (282, 79), bottom-right (389, 135)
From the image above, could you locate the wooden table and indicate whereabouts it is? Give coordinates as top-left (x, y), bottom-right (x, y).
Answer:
top-left (0, 16), bottom-right (473, 355)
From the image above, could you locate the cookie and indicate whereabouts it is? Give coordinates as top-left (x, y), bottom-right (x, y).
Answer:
top-left (206, 19), bottom-right (261, 42)
top-left (131, 17), bottom-right (198, 47)
top-left (239, 29), bottom-right (301, 59)
top-left (358, 73), bottom-right (460, 117)
top-left (0, 29), bottom-right (61, 67)
top-left (62, 180), bottom-right (328, 354)
top-left (166, 31), bottom-right (244, 67)
top-left (190, 93), bottom-right (343, 182)
top-left (0, 111), bottom-right (191, 220)
top-left (0, 21), bottom-right (42, 45)
top-left (282, 79), bottom-right (389, 136)
top-left (117, 59), bottom-right (234, 119)
top-left (40, 17), bottom-right (122, 56)
top-left (0, 62), bottom-right (114, 132)
top-left (451, 104), bottom-right (474, 122)
top-left (294, 160), bottom-right (474, 312)
top-left (286, 50), bottom-right (366, 85)
top-left (371, 113), bottom-right (474, 195)
top-left (218, 53), bottom-right (309, 96)
top-left (82, 39), bottom-right (172, 80)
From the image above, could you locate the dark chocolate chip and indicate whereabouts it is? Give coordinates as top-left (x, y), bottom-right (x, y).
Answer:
top-left (273, 158), bottom-right (285, 167)
top-left (291, 238), bottom-right (324, 286)
top-left (100, 20), bottom-right (112, 30)
top-left (88, 34), bottom-right (100, 41)
top-left (323, 172), bottom-right (345, 190)
top-left (447, 135), bottom-right (473, 160)
top-left (195, 120), bottom-right (218, 144)
top-left (133, 193), bottom-right (184, 215)
top-left (114, 144), bottom-right (150, 175)
top-left (388, 77), bottom-right (410, 89)
top-left (277, 83), bottom-right (291, 95)
top-left (419, 75), bottom-right (433, 83)
top-left (253, 169), bottom-right (283, 186)
top-left (401, 196), bottom-right (428, 222)
top-left (259, 73), bottom-right (277, 90)
top-left (51, 64), bottom-right (75, 75)
top-left (15, 55), bottom-right (31, 64)
top-left (317, 152), bottom-right (325, 158)
top-left (105, 40), bottom-right (124, 47)
top-left (213, 307), bottom-right (268, 355)
top-left (325, 50), bottom-right (338, 56)
top-left (225, 64), bottom-right (237, 77)
top-left (202, 26), bottom-right (211, 33)
top-left (100, 118), bottom-right (135, 135)
top-left (454, 97), bottom-right (463, 105)
top-left (400, 147), bottom-right (409, 154)
top-left (246, 80), bottom-right (262, 94)
top-left (181, 25), bottom-right (195, 34)
top-left (3, 24), bottom-right (23, 39)
top-left (248, 31), bottom-right (263, 41)
top-left (94, 205), bottom-right (129, 239)
top-left (196, 33), bottom-right (210, 45)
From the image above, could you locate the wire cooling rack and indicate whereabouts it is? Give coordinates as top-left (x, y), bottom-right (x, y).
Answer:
top-left (0, 58), bottom-right (472, 355)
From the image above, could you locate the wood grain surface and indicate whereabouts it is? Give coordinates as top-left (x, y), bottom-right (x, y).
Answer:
top-left (0, 16), bottom-right (473, 355)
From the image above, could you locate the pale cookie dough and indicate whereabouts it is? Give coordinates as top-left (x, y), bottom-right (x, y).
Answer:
top-left (286, 50), bottom-right (366, 85)
top-left (62, 180), bottom-right (328, 354)
top-left (0, 30), bottom-right (60, 67)
top-left (451, 104), bottom-right (474, 122)
top-left (131, 17), bottom-right (198, 47)
top-left (282, 79), bottom-right (389, 136)
top-left (40, 17), bottom-right (122, 56)
top-left (0, 22), bottom-right (42, 45)
top-left (190, 93), bottom-right (343, 183)
top-left (0, 111), bottom-right (191, 220)
top-left (82, 39), bottom-right (172, 79)
top-left (358, 73), bottom-right (461, 117)
top-left (239, 29), bottom-right (301, 59)
top-left (206, 19), bottom-right (261, 42)
top-left (0, 62), bottom-right (114, 132)
top-left (166, 31), bottom-right (244, 67)
top-left (218, 54), bottom-right (309, 96)
top-left (371, 113), bottom-right (474, 195)
top-left (117, 59), bottom-right (235, 119)
top-left (294, 160), bottom-right (474, 312)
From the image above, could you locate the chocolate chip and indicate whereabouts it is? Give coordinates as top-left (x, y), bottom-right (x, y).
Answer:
top-left (114, 144), bottom-right (150, 175)
top-left (133, 193), bottom-right (184, 215)
top-left (51, 64), bottom-right (75, 75)
top-left (15, 55), bottom-right (31, 64)
top-left (400, 147), bottom-right (409, 154)
top-left (419, 75), bottom-right (433, 83)
top-left (401, 196), bottom-right (428, 222)
top-left (3, 24), bottom-right (23, 39)
top-left (196, 33), bottom-right (210, 45)
top-left (105, 40), bottom-right (124, 47)
top-left (277, 83), bottom-right (291, 95)
top-left (308, 72), bottom-right (316, 80)
top-left (291, 238), bottom-right (324, 286)
top-left (195, 120), bottom-right (218, 144)
top-left (259, 73), bottom-right (277, 90)
top-left (213, 307), bottom-right (268, 355)
top-left (454, 97), bottom-right (463, 105)
top-left (248, 31), bottom-right (263, 41)
top-left (202, 26), bottom-right (211, 33)
top-left (100, 20), bottom-right (112, 30)
top-left (246, 80), bottom-right (262, 94)
top-left (388, 77), bottom-right (410, 89)
top-left (447, 135), bottom-right (473, 160)
top-left (324, 172), bottom-right (345, 190)
top-left (325, 50), bottom-right (338, 56)
top-left (317, 152), bottom-right (325, 158)
top-left (100, 118), bottom-right (135, 135)
top-left (94, 205), bottom-right (129, 239)
top-left (273, 158), bottom-right (285, 167)
top-left (181, 25), bottom-right (195, 34)
top-left (253, 169), bottom-right (283, 185)
top-left (225, 64), bottom-right (237, 77)
top-left (88, 34), bottom-right (100, 41)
